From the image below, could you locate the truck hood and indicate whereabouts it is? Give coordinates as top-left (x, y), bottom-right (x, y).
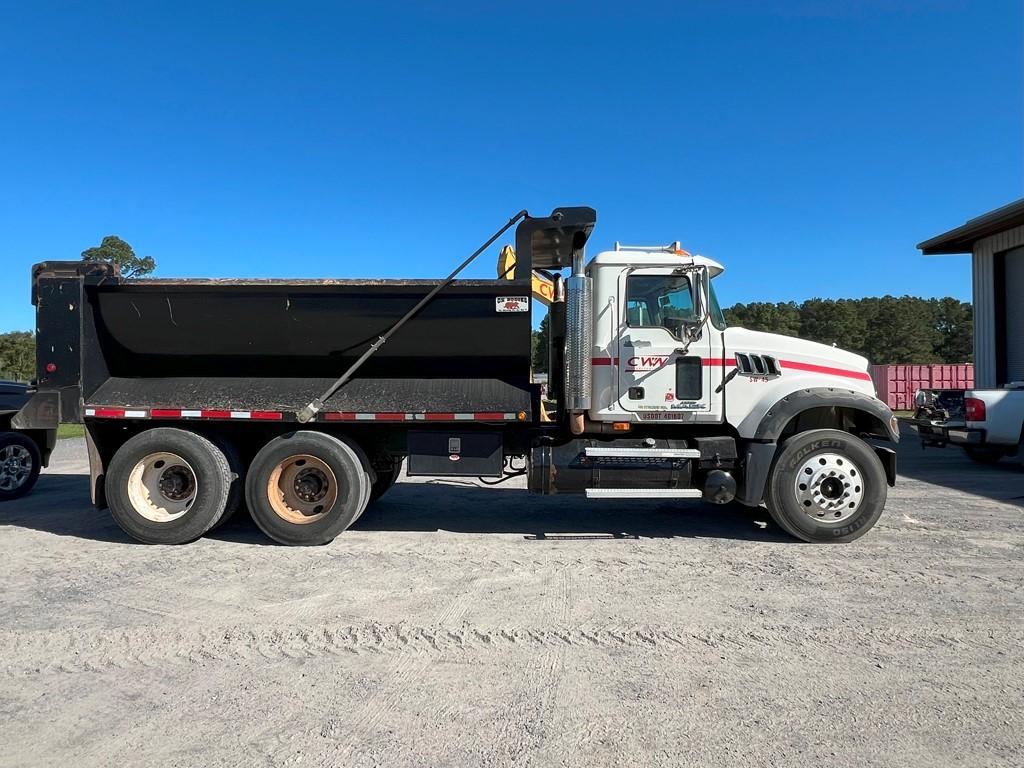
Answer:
top-left (724, 327), bottom-right (874, 391)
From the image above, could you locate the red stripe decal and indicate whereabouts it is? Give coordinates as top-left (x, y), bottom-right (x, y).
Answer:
top-left (151, 409), bottom-right (182, 418)
top-left (702, 358), bottom-right (737, 366)
top-left (779, 360), bottom-right (872, 381)
top-left (323, 412), bottom-right (356, 421)
top-left (200, 409), bottom-right (231, 419)
top-left (424, 413), bottom-right (455, 421)
top-left (92, 408), bottom-right (125, 418)
top-left (474, 412), bottom-right (506, 421)
top-left (374, 413), bottom-right (406, 421)
top-left (250, 411), bottom-right (283, 420)
top-left (591, 357), bottom-right (616, 366)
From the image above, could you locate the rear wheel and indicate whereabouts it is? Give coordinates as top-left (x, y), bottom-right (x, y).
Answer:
top-left (0, 431), bottom-right (42, 502)
top-left (206, 435), bottom-right (245, 530)
top-left (765, 429), bottom-right (887, 543)
top-left (369, 460), bottom-right (403, 504)
top-left (245, 431), bottom-right (368, 545)
top-left (106, 428), bottom-right (235, 544)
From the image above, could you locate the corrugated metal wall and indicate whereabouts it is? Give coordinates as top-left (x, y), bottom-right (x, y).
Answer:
top-left (871, 364), bottom-right (974, 410)
top-left (973, 223), bottom-right (1024, 387)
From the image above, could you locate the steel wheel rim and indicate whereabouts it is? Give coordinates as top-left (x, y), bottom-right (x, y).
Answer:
top-left (267, 454), bottom-right (338, 525)
top-left (127, 452), bottom-right (197, 522)
top-left (793, 452), bottom-right (864, 523)
top-left (0, 444), bottom-right (34, 491)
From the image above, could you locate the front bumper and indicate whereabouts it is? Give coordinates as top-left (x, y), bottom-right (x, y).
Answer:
top-left (905, 418), bottom-right (985, 448)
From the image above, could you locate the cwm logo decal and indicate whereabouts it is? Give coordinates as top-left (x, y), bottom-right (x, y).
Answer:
top-left (627, 355), bottom-right (669, 372)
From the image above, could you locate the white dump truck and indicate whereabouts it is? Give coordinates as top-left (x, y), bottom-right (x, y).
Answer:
top-left (13, 207), bottom-right (898, 545)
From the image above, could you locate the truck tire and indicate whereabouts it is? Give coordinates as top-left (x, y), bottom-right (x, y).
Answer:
top-left (106, 428), bottom-right (235, 544)
top-left (206, 435), bottom-right (245, 530)
top-left (245, 431), bottom-right (368, 546)
top-left (344, 439), bottom-right (376, 524)
top-left (369, 461), bottom-right (403, 504)
top-left (0, 431), bottom-right (42, 502)
top-left (964, 447), bottom-right (1005, 465)
top-left (764, 429), bottom-right (887, 543)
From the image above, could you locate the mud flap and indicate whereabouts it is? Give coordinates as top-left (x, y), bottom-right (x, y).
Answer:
top-left (873, 445), bottom-right (897, 487)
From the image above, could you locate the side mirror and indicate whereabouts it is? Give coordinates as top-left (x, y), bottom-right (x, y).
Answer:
top-left (683, 265), bottom-right (709, 333)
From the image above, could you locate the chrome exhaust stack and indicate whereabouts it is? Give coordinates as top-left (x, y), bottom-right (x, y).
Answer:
top-left (564, 248), bottom-right (592, 434)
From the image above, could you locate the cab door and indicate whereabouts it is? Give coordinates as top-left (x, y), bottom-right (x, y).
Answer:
top-left (616, 267), bottom-right (723, 422)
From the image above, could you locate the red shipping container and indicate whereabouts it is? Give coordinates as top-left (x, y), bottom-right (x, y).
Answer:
top-left (870, 364), bottom-right (974, 410)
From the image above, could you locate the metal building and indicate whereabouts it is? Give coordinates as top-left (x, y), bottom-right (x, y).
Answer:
top-left (918, 199), bottom-right (1024, 388)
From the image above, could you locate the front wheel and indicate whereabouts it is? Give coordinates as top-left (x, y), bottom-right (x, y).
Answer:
top-left (764, 429), bottom-right (887, 543)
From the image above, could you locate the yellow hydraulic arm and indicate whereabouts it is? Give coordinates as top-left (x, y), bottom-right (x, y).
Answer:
top-left (497, 244), bottom-right (555, 305)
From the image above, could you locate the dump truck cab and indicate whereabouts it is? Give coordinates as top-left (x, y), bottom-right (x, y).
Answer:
top-left (587, 247), bottom-right (728, 424)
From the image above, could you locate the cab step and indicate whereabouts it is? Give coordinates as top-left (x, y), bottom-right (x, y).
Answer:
top-left (585, 488), bottom-right (704, 499)
top-left (584, 447), bottom-right (700, 459)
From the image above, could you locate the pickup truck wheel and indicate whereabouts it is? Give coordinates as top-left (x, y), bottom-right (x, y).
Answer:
top-left (964, 447), bottom-right (1005, 465)
top-left (245, 431), bottom-right (368, 545)
top-left (106, 428), bottom-right (234, 544)
top-left (765, 429), bottom-right (886, 543)
top-left (0, 431), bottom-right (42, 502)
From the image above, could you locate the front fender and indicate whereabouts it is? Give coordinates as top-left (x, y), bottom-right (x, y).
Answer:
top-left (753, 387), bottom-right (899, 443)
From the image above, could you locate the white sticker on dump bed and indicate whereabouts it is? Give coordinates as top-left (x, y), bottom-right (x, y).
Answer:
top-left (496, 296), bottom-right (529, 313)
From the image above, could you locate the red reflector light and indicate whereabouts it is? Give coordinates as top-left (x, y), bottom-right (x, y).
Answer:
top-left (965, 397), bottom-right (986, 422)
top-left (45, 362), bottom-right (57, 373)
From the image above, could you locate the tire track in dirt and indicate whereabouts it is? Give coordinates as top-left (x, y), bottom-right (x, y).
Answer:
top-left (4, 622), bottom-right (1021, 678)
top-left (265, 570), bottom-right (487, 766)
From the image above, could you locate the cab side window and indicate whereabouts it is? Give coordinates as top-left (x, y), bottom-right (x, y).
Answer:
top-left (625, 274), bottom-right (695, 339)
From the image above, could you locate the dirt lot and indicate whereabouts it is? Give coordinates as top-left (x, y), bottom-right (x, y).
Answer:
top-left (1, 430), bottom-right (1022, 767)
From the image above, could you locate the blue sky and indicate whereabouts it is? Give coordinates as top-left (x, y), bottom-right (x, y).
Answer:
top-left (1, 0), bottom-right (1021, 331)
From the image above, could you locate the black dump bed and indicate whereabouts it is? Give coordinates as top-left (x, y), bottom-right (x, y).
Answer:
top-left (34, 269), bottom-right (534, 419)
top-left (27, 208), bottom-right (597, 423)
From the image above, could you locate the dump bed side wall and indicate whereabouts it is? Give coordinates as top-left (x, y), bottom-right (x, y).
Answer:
top-left (86, 280), bottom-right (532, 384)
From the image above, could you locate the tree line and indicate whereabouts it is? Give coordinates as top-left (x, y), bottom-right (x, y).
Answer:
top-left (723, 296), bottom-right (972, 364)
top-left (530, 294), bottom-right (972, 372)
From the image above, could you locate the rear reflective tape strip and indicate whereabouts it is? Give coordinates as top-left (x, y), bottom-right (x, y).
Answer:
top-left (250, 411), bottom-right (284, 420)
top-left (320, 412), bottom-right (519, 422)
top-left (85, 407), bottom-right (285, 420)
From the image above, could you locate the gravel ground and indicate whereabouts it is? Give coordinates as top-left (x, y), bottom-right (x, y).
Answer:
top-left (1, 430), bottom-right (1022, 767)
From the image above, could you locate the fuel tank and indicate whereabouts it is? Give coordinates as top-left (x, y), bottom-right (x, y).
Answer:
top-left (529, 438), bottom-right (694, 494)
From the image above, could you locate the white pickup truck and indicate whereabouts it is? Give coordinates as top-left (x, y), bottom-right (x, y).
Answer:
top-left (908, 385), bottom-right (1024, 464)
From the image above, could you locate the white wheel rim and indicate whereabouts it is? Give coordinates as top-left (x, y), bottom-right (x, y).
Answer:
top-left (793, 452), bottom-right (864, 523)
top-left (0, 444), bottom-right (33, 491)
top-left (267, 454), bottom-right (339, 525)
top-left (127, 452), bottom-right (197, 522)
